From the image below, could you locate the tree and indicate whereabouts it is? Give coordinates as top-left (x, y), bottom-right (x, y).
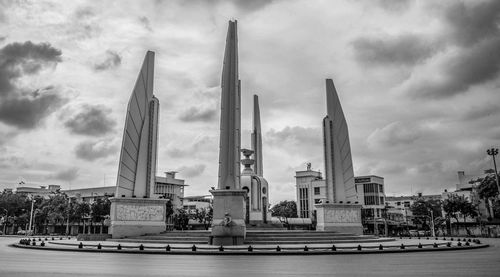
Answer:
top-left (442, 194), bottom-right (478, 233)
top-left (193, 207), bottom-right (213, 230)
top-left (91, 197), bottom-right (111, 234)
top-left (173, 209), bottom-right (190, 230)
top-left (410, 198), bottom-right (442, 231)
top-left (477, 173), bottom-right (499, 219)
top-left (270, 200), bottom-right (297, 229)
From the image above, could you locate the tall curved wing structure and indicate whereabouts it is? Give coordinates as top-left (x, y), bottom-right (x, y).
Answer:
top-left (115, 51), bottom-right (158, 198)
top-left (323, 79), bottom-right (356, 203)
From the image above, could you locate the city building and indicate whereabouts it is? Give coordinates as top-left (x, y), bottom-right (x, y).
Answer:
top-left (295, 163), bottom-right (325, 218)
top-left (64, 186), bottom-right (115, 203)
top-left (153, 171), bottom-right (187, 210)
top-left (182, 195), bottom-right (212, 214)
top-left (354, 175), bottom-right (386, 219)
top-left (15, 184), bottom-right (61, 198)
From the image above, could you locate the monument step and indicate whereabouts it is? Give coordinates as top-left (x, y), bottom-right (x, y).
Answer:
top-left (244, 238), bottom-right (394, 245)
top-left (244, 236), bottom-right (378, 241)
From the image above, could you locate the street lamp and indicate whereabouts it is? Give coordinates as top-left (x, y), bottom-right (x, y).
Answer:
top-left (487, 148), bottom-right (500, 197)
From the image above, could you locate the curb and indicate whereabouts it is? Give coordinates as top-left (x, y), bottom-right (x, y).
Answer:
top-left (11, 243), bottom-right (489, 256)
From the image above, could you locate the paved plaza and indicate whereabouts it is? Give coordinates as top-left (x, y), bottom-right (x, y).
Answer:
top-left (1, 236), bottom-right (500, 276)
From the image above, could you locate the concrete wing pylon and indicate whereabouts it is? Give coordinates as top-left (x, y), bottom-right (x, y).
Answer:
top-left (217, 20), bottom-right (241, 190)
top-left (251, 94), bottom-right (263, 177)
top-left (323, 79), bottom-right (355, 203)
top-left (115, 51), bottom-right (158, 198)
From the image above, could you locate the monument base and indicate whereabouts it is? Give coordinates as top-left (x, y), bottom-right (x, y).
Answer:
top-left (210, 189), bottom-right (247, 245)
top-left (109, 197), bottom-right (168, 239)
top-left (314, 203), bottom-right (363, 235)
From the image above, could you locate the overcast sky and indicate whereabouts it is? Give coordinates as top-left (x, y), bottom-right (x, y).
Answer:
top-left (0, 0), bottom-right (499, 204)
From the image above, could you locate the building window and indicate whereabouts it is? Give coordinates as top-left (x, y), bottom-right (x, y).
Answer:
top-left (314, 187), bottom-right (320, 195)
top-left (379, 184), bottom-right (384, 193)
top-left (299, 187), bottom-right (309, 218)
top-left (314, 199), bottom-right (322, 204)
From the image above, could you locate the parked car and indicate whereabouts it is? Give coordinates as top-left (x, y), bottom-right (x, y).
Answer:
top-left (16, 230), bottom-right (26, 235)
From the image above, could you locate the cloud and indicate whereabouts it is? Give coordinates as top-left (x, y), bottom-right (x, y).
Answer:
top-left (367, 121), bottom-right (421, 148)
top-left (64, 104), bottom-right (116, 136)
top-left (402, 1), bottom-right (500, 99)
top-left (352, 34), bottom-right (437, 66)
top-left (138, 16), bottom-right (153, 31)
top-left (178, 106), bottom-right (217, 122)
top-left (266, 126), bottom-right (322, 146)
top-left (405, 37), bottom-right (500, 99)
top-left (374, 0), bottom-right (414, 12)
top-left (93, 50), bottom-right (122, 71)
top-left (75, 139), bottom-right (118, 161)
top-left (49, 167), bottom-right (79, 182)
top-left (443, 0), bottom-right (500, 47)
top-left (0, 41), bottom-right (66, 129)
top-left (166, 136), bottom-right (216, 158)
top-left (461, 104), bottom-right (500, 121)
top-left (177, 164), bottom-right (206, 178)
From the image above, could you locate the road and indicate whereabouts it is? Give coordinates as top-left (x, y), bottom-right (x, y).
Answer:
top-left (1, 237), bottom-right (500, 276)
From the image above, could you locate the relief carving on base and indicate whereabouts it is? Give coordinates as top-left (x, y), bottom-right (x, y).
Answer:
top-left (325, 208), bottom-right (360, 223)
top-left (116, 204), bottom-right (164, 221)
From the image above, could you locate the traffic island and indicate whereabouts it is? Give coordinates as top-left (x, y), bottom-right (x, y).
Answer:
top-left (11, 238), bottom-right (489, 255)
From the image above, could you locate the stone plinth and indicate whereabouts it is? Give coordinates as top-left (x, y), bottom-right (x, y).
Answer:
top-left (315, 203), bottom-right (362, 235)
top-left (109, 197), bottom-right (168, 239)
top-left (210, 189), bottom-right (247, 245)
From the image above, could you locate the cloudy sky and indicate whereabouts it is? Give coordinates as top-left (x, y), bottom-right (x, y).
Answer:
top-left (0, 0), bottom-right (499, 204)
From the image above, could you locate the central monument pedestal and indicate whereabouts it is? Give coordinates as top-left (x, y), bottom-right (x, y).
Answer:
top-left (210, 189), bottom-right (247, 245)
top-left (315, 203), bottom-right (363, 235)
top-left (109, 198), bottom-right (168, 239)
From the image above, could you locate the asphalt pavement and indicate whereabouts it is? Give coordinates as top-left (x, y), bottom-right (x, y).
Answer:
top-left (1, 236), bottom-right (500, 276)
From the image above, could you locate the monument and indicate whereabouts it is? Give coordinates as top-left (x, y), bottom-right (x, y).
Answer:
top-left (240, 95), bottom-right (271, 226)
top-left (209, 20), bottom-right (247, 245)
top-left (315, 79), bottom-right (362, 234)
top-left (109, 51), bottom-right (168, 238)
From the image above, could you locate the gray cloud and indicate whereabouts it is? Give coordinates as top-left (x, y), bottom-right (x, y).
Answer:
top-left (444, 0), bottom-right (500, 47)
top-left (461, 104), bottom-right (500, 121)
top-left (50, 167), bottom-right (79, 182)
top-left (74, 7), bottom-right (94, 19)
top-left (139, 16), bottom-right (153, 31)
top-left (405, 1), bottom-right (500, 99)
top-left (408, 37), bottom-right (500, 99)
top-left (75, 140), bottom-right (118, 161)
top-left (166, 136), bottom-right (216, 158)
top-left (64, 104), bottom-right (116, 136)
top-left (0, 36), bottom-right (5, 43)
top-left (93, 50), bottom-right (122, 71)
top-left (179, 106), bottom-right (217, 122)
top-left (375, 0), bottom-right (414, 12)
top-left (0, 41), bottom-right (65, 129)
top-left (367, 121), bottom-right (421, 148)
top-left (352, 34), bottom-right (437, 66)
top-left (266, 126), bottom-right (322, 146)
top-left (177, 164), bottom-right (206, 178)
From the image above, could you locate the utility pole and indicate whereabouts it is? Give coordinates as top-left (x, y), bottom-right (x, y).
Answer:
top-left (487, 148), bottom-right (500, 197)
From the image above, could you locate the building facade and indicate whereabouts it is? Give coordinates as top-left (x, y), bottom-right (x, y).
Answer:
top-left (295, 164), bottom-right (326, 218)
top-left (354, 175), bottom-right (386, 219)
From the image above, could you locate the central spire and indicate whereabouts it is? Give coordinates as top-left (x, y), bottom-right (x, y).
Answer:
top-left (217, 20), bottom-right (241, 190)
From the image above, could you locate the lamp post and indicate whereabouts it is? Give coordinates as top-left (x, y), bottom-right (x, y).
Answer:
top-left (28, 199), bottom-right (35, 235)
top-left (486, 148), bottom-right (500, 196)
